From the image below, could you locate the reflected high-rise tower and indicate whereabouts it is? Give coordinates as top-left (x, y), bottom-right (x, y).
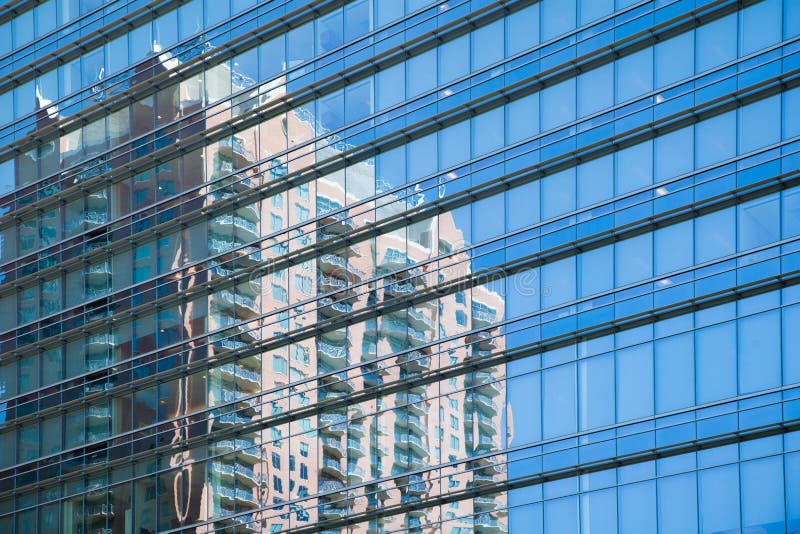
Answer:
top-left (0, 1), bottom-right (799, 533)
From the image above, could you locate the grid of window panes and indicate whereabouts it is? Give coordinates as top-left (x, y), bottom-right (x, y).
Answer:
top-left (0, 0), bottom-right (798, 532)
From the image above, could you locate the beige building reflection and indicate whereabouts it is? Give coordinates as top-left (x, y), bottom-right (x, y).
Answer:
top-left (13, 39), bottom-right (509, 534)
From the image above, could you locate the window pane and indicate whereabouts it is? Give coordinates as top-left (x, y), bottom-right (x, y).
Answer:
top-left (655, 333), bottom-right (694, 413)
top-left (738, 310), bottom-right (781, 394)
top-left (543, 363), bottom-right (576, 438)
top-left (616, 344), bottom-right (653, 422)
top-left (695, 14), bottom-right (737, 72)
top-left (696, 322), bottom-right (736, 403)
top-left (699, 465), bottom-right (740, 534)
top-left (616, 48), bottom-right (653, 103)
top-left (579, 353), bottom-right (615, 430)
top-left (658, 472), bottom-right (698, 534)
top-left (739, 96), bottom-right (781, 153)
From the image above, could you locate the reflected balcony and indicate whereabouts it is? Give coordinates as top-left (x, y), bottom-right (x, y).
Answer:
top-left (212, 289), bottom-right (258, 319)
top-left (395, 413), bottom-right (426, 436)
top-left (319, 479), bottom-right (347, 497)
top-left (467, 392), bottom-right (498, 416)
top-left (215, 363), bottom-right (261, 392)
top-left (318, 296), bottom-right (353, 318)
top-left (467, 331), bottom-right (497, 351)
top-left (469, 371), bottom-right (503, 397)
top-left (384, 281), bottom-right (415, 298)
top-left (318, 253), bottom-right (365, 282)
top-left (405, 473), bottom-right (427, 495)
top-left (322, 436), bottom-right (344, 458)
top-left (380, 316), bottom-right (407, 339)
top-left (84, 262), bottom-right (111, 284)
top-left (394, 433), bottom-right (430, 457)
top-left (319, 413), bottom-right (347, 435)
top-left (397, 350), bottom-right (431, 373)
top-left (319, 364), bottom-right (352, 393)
top-left (214, 438), bottom-right (261, 464)
top-left (318, 231), bottom-right (362, 256)
top-left (86, 406), bottom-right (111, 421)
top-left (407, 326), bottom-right (428, 346)
top-left (347, 465), bottom-right (365, 485)
top-left (396, 392), bottom-right (426, 415)
top-left (407, 309), bottom-right (434, 331)
top-left (316, 340), bottom-right (348, 368)
top-left (317, 274), bottom-right (353, 295)
top-left (321, 456), bottom-right (346, 480)
top-left (474, 496), bottom-right (499, 510)
top-left (318, 211), bottom-right (355, 234)
top-left (210, 213), bottom-right (259, 242)
top-left (216, 485), bottom-right (259, 508)
top-left (210, 462), bottom-right (258, 487)
top-left (218, 135), bottom-right (256, 168)
top-left (466, 412), bottom-right (498, 435)
top-left (471, 306), bottom-right (497, 329)
top-left (474, 514), bottom-right (507, 534)
top-left (318, 503), bottom-right (348, 520)
top-left (347, 438), bottom-right (365, 458)
top-left (473, 434), bottom-right (498, 453)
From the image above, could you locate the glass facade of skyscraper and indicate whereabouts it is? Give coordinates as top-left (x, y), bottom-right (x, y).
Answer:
top-left (0, 0), bottom-right (798, 532)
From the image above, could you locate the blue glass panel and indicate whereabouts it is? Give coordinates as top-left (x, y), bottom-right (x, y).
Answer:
top-left (439, 35), bottom-right (469, 84)
top-left (741, 456), bottom-right (785, 533)
top-left (542, 256), bottom-right (576, 308)
top-left (616, 343), bottom-right (654, 422)
top-left (618, 480), bottom-right (657, 534)
top-left (615, 233), bottom-right (652, 286)
top-left (655, 32), bottom-right (694, 87)
top-left (544, 495), bottom-right (579, 534)
top-left (473, 107), bottom-right (504, 156)
top-left (658, 472), bottom-right (698, 534)
top-left (655, 221), bottom-right (693, 275)
top-left (695, 111), bottom-right (736, 168)
top-left (541, 168), bottom-right (576, 219)
top-left (511, 502), bottom-right (543, 534)
top-left (786, 452), bottom-right (800, 533)
top-left (472, 19), bottom-right (504, 70)
top-left (700, 464), bottom-right (741, 534)
top-left (579, 352), bottom-right (614, 430)
top-left (541, 79), bottom-right (575, 132)
top-left (738, 310), bottom-right (781, 394)
top-left (578, 246), bottom-right (613, 298)
top-left (508, 5), bottom-right (540, 55)
top-left (541, 0), bottom-right (576, 41)
top-left (739, 96), bottom-right (781, 154)
top-left (695, 13), bottom-right (737, 72)
top-left (696, 322), bottom-right (737, 403)
top-left (507, 93), bottom-right (539, 144)
top-left (740, 0), bottom-right (782, 56)
top-left (695, 208), bottom-right (735, 263)
top-left (616, 140), bottom-right (653, 194)
top-left (578, 64), bottom-right (613, 118)
top-left (655, 332), bottom-right (694, 413)
top-left (655, 127), bottom-right (693, 182)
top-left (616, 48), bottom-right (653, 103)
top-left (738, 194), bottom-right (780, 251)
top-left (577, 155), bottom-right (613, 208)
top-left (543, 363), bottom-right (576, 439)
top-left (784, 304), bottom-right (800, 385)
top-left (581, 487), bottom-right (617, 532)
top-left (579, 0), bottom-right (612, 25)
top-left (507, 179), bottom-right (540, 231)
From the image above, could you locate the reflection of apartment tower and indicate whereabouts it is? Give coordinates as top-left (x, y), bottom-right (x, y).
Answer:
top-left (5, 27), bottom-right (509, 534)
